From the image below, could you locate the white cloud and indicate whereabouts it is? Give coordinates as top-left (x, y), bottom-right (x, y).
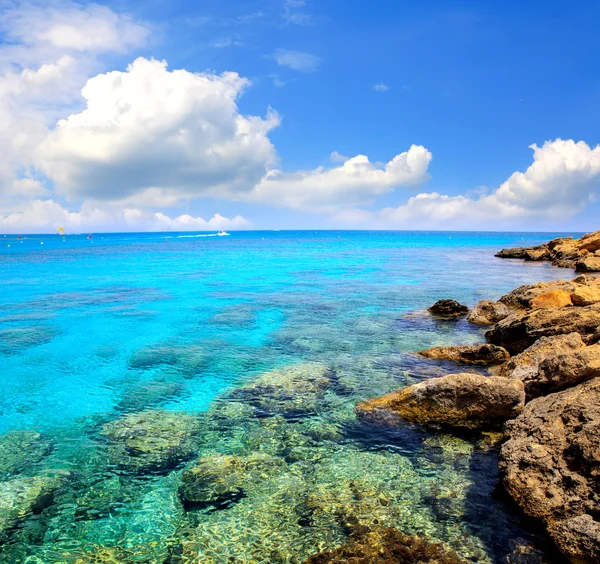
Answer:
top-left (282, 0), bottom-right (313, 25)
top-left (0, 199), bottom-right (249, 233)
top-left (349, 139), bottom-right (600, 229)
top-left (373, 83), bottom-right (390, 92)
top-left (329, 151), bottom-right (349, 163)
top-left (248, 145), bottom-right (432, 212)
top-left (37, 57), bottom-right (280, 204)
top-left (273, 49), bottom-right (321, 72)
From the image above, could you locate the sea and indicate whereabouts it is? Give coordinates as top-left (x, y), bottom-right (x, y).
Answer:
top-left (0, 230), bottom-right (580, 563)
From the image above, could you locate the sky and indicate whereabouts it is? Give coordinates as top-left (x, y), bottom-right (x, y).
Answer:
top-left (1, 0), bottom-right (600, 233)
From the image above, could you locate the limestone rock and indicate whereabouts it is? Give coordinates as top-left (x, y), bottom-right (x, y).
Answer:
top-left (466, 300), bottom-right (511, 325)
top-left (576, 256), bottom-right (600, 273)
top-left (571, 285), bottom-right (600, 306)
top-left (101, 410), bottom-right (201, 474)
top-left (537, 344), bottom-right (600, 395)
top-left (485, 304), bottom-right (600, 354)
top-left (499, 378), bottom-right (600, 563)
top-left (530, 289), bottom-right (573, 309)
top-left (418, 344), bottom-right (509, 366)
top-left (494, 333), bottom-right (586, 400)
top-left (427, 299), bottom-right (469, 318)
top-left (356, 373), bottom-right (525, 430)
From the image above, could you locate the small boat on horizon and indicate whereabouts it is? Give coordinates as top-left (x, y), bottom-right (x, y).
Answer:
top-left (217, 231), bottom-right (230, 236)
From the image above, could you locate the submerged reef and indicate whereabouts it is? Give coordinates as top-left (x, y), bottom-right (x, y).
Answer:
top-left (0, 430), bottom-right (52, 480)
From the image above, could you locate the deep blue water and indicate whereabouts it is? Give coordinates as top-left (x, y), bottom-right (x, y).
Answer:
top-left (0, 231), bottom-right (579, 563)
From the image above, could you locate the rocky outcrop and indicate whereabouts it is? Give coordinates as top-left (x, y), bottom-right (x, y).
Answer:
top-left (536, 344), bottom-right (600, 395)
top-left (499, 378), bottom-right (600, 563)
top-left (485, 304), bottom-right (600, 354)
top-left (571, 285), bottom-right (600, 306)
top-left (101, 410), bottom-right (201, 474)
top-left (304, 526), bottom-right (467, 563)
top-left (356, 373), bottom-right (525, 430)
top-left (466, 300), bottom-right (511, 325)
top-left (494, 333), bottom-right (586, 400)
top-left (180, 453), bottom-right (285, 508)
top-left (496, 231), bottom-right (600, 271)
top-left (418, 344), bottom-right (509, 365)
top-left (427, 299), bottom-right (469, 318)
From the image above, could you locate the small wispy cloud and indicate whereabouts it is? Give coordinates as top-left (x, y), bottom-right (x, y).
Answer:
top-left (272, 49), bottom-right (321, 72)
top-left (282, 0), bottom-right (313, 25)
top-left (330, 151), bottom-right (349, 163)
top-left (373, 83), bottom-right (390, 92)
top-left (212, 38), bottom-right (244, 48)
top-left (272, 77), bottom-right (286, 88)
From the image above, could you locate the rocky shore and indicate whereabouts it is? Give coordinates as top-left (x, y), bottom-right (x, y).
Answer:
top-left (496, 229), bottom-right (600, 272)
top-left (359, 236), bottom-right (600, 563)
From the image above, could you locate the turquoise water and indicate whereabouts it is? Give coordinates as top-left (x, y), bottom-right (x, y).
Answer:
top-left (0, 231), bottom-right (578, 563)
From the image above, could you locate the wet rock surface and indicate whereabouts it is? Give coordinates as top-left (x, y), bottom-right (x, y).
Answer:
top-left (101, 410), bottom-right (202, 474)
top-left (427, 299), bottom-right (469, 318)
top-left (356, 373), bottom-right (525, 430)
top-left (467, 300), bottom-right (511, 325)
top-left (500, 378), bottom-right (600, 563)
top-left (418, 344), bottom-right (509, 366)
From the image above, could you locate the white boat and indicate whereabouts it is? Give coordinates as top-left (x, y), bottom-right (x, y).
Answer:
top-left (217, 231), bottom-right (230, 236)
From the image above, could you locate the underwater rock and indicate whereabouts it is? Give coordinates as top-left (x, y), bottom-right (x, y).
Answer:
top-left (530, 289), bottom-right (573, 309)
top-left (466, 300), bottom-right (511, 325)
top-left (357, 373), bottom-right (525, 430)
top-left (101, 410), bottom-right (201, 474)
top-left (536, 344), bottom-right (600, 396)
top-left (494, 333), bottom-right (586, 400)
top-left (0, 472), bottom-right (68, 542)
top-left (500, 378), bottom-right (600, 563)
top-left (128, 345), bottom-right (179, 369)
top-left (116, 379), bottom-right (184, 412)
top-left (427, 299), bottom-right (469, 318)
top-left (180, 453), bottom-right (286, 508)
top-left (303, 525), bottom-right (467, 563)
top-left (0, 325), bottom-right (60, 355)
top-left (231, 362), bottom-right (333, 418)
top-left (485, 304), bottom-right (600, 354)
top-left (418, 344), bottom-right (509, 366)
top-left (0, 430), bottom-right (52, 480)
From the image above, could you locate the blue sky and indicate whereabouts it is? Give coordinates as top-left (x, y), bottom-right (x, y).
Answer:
top-left (1, 0), bottom-right (599, 232)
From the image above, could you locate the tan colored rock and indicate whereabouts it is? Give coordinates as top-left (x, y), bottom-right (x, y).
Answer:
top-left (356, 373), bottom-right (525, 430)
top-left (418, 344), bottom-right (509, 365)
top-left (571, 285), bottom-right (600, 306)
top-left (485, 303), bottom-right (600, 354)
top-left (530, 289), bottom-right (573, 309)
top-left (466, 300), bottom-right (511, 325)
top-left (494, 333), bottom-right (586, 400)
top-left (576, 256), bottom-right (600, 272)
top-left (537, 344), bottom-right (600, 394)
top-left (499, 280), bottom-right (579, 310)
top-left (499, 378), bottom-right (600, 563)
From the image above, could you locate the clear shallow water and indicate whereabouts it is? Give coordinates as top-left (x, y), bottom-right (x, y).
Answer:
top-left (0, 231), bottom-right (579, 563)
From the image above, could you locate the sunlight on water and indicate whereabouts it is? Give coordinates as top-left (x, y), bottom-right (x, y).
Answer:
top-left (0, 231), bottom-right (578, 562)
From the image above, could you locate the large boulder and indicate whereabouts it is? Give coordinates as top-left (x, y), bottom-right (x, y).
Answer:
top-left (499, 280), bottom-right (580, 311)
top-left (356, 373), bottom-right (525, 430)
top-left (494, 333), bottom-right (586, 400)
top-left (466, 300), bottom-right (511, 325)
top-left (485, 304), bottom-right (600, 354)
top-left (576, 256), bottom-right (600, 273)
top-left (499, 378), bottom-right (600, 563)
top-left (427, 299), bottom-right (469, 318)
top-left (571, 285), bottom-right (600, 306)
top-left (418, 344), bottom-right (509, 366)
top-left (536, 345), bottom-right (600, 395)
top-left (101, 410), bottom-right (202, 474)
